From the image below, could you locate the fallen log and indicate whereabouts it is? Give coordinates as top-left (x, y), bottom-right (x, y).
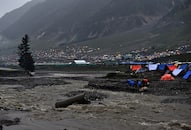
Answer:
top-left (0, 118), bottom-right (20, 126)
top-left (55, 93), bottom-right (90, 108)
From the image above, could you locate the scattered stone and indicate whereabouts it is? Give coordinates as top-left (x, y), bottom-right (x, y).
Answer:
top-left (129, 107), bottom-right (136, 110)
top-left (0, 118), bottom-right (20, 126)
top-left (0, 107), bottom-right (10, 111)
top-left (169, 120), bottom-right (180, 126)
top-left (181, 123), bottom-right (191, 130)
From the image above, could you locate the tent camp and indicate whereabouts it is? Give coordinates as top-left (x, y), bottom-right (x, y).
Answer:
top-left (160, 74), bottom-right (175, 80)
top-left (179, 64), bottom-right (188, 70)
top-left (167, 64), bottom-right (177, 71)
top-left (131, 65), bottom-right (142, 71)
top-left (183, 70), bottom-right (191, 80)
top-left (172, 69), bottom-right (183, 76)
top-left (148, 64), bottom-right (158, 71)
top-left (158, 64), bottom-right (167, 71)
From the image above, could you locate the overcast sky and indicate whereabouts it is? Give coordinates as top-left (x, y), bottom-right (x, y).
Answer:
top-left (0, 0), bottom-right (31, 18)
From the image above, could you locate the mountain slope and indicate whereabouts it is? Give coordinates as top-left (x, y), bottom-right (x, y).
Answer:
top-left (0, 0), bottom-right (43, 33)
top-left (0, 0), bottom-right (190, 54)
top-left (68, 0), bottom-right (191, 54)
top-left (1, 0), bottom-right (111, 40)
top-left (68, 0), bottom-right (178, 42)
top-left (151, 0), bottom-right (191, 47)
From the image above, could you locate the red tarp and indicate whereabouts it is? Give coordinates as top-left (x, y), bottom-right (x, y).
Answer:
top-left (160, 74), bottom-right (175, 80)
top-left (131, 65), bottom-right (142, 71)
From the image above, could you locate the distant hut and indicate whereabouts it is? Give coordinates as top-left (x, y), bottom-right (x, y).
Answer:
top-left (71, 60), bottom-right (90, 65)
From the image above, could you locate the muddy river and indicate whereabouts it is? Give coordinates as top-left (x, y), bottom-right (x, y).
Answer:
top-left (0, 71), bottom-right (191, 130)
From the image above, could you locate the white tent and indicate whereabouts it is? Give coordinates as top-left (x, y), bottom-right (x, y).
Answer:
top-left (172, 69), bottom-right (183, 76)
top-left (72, 60), bottom-right (90, 65)
top-left (148, 64), bottom-right (158, 71)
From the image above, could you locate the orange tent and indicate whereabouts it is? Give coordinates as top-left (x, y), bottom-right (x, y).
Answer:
top-left (167, 65), bottom-right (177, 71)
top-left (131, 65), bottom-right (142, 71)
top-left (160, 74), bottom-right (175, 80)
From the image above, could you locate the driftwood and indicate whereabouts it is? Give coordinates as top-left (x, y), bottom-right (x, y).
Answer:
top-left (0, 118), bottom-right (20, 126)
top-left (55, 93), bottom-right (90, 108)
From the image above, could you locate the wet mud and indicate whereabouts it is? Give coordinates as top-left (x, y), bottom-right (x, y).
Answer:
top-left (0, 71), bottom-right (191, 130)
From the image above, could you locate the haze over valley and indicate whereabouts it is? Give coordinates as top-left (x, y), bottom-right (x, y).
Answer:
top-left (0, 0), bottom-right (190, 63)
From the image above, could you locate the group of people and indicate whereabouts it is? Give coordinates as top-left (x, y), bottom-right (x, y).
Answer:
top-left (127, 77), bottom-right (149, 92)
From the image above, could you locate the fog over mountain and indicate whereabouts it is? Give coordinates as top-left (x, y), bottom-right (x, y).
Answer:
top-left (0, 0), bottom-right (190, 53)
top-left (0, 0), bottom-right (31, 18)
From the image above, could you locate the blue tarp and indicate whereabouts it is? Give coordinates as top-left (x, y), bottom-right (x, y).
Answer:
top-left (183, 70), bottom-right (191, 80)
top-left (119, 61), bottom-right (129, 65)
top-left (179, 64), bottom-right (188, 70)
top-left (137, 81), bottom-right (142, 87)
top-left (167, 64), bottom-right (173, 66)
top-left (127, 79), bottom-right (135, 87)
top-left (158, 64), bottom-right (166, 71)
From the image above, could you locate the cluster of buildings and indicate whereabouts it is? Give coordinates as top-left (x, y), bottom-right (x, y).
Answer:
top-left (0, 44), bottom-right (190, 66)
top-left (127, 44), bottom-right (190, 61)
top-left (33, 46), bottom-right (99, 63)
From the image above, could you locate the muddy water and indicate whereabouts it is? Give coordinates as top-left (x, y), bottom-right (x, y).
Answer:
top-left (0, 72), bottom-right (191, 130)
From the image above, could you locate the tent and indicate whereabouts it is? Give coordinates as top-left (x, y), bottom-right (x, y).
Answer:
top-left (148, 64), bottom-right (158, 71)
top-left (172, 69), bottom-right (183, 76)
top-left (160, 74), bottom-right (175, 80)
top-left (158, 64), bottom-right (166, 71)
top-left (167, 64), bottom-right (177, 71)
top-left (131, 65), bottom-right (142, 71)
top-left (179, 64), bottom-right (188, 70)
top-left (72, 60), bottom-right (90, 65)
top-left (183, 70), bottom-right (191, 80)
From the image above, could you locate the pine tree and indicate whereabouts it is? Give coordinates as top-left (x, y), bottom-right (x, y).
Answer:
top-left (18, 34), bottom-right (35, 75)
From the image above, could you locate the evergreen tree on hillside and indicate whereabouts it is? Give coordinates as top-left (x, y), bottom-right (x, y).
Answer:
top-left (18, 34), bottom-right (35, 75)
